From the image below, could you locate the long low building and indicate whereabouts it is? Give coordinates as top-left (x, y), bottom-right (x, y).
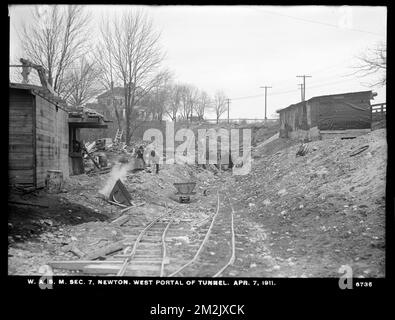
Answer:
top-left (276, 91), bottom-right (377, 140)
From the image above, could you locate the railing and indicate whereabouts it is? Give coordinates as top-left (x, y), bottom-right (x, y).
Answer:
top-left (203, 118), bottom-right (278, 124)
top-left (371, 103), bottom-right (386, 122)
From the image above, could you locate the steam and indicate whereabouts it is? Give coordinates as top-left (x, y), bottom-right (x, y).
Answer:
top-left (99, 159), bottom-right (135, 198)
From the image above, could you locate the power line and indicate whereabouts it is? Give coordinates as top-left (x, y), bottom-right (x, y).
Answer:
top-left (230, 88), bottom-right (297, 100)
top-left (234, 77), bottom-right (362, 101)
top-left (252, 8), bottom-right (384, 37)
top-left (230, 76), bottom-right (360, 101)
top-left (231, 93), bottom-right (266, 100)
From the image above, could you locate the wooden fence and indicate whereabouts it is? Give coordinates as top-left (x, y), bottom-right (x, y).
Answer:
top-left (371, 103), bottom-right (386, 122)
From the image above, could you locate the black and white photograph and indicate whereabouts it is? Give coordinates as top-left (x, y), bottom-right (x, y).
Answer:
top-left (8, 5), bottom-right (387, 284)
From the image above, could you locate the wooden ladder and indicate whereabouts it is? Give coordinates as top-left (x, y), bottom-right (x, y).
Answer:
top-left (114, 128), bottom-right (123, 144)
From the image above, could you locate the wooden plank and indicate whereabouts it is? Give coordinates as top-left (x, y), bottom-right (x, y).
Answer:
top-left (85, 241), bottom-right (126, 260)
top-left (8, 140), bottom-right (33, 146)
top-left (9, 153), bottom-right (34, 160)
top-left (9, 115), bottom-right (33, 123)
top-left (48, 260), bottom-right (125, 270)
top-left (36, 114), bottom-right (55, 125)
top-left (8, 162), bottom-right (34, 170)
top-left (9, 176), bottom-right (34, 183)
top-left (8, 104), bottom-right (33, 110)
top-left (9, 169), bottom-right (34, 185)
top-left (9, 127), bottom-right (33, 134)
top-left (83, 264), bottom-right (161, 274)
top-left (111, 215), bottom-right (131, 226)
top-left (9, 146), bottom-right (33, 153)
top-left (8, 133), bottom-right (33, 140)
top-left (32, 96), bottom-right (37, 188)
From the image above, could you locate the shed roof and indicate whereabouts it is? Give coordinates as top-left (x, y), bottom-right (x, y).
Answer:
top-left (9, 82), bottom-right (68, 110)
top-left (276, 90), bottom-right (375, 113)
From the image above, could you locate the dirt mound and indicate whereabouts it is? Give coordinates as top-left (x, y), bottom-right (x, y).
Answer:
top-left (250, 122), bottom-right (280, 146)
top-left (230, 129), bottom-right (386, 277)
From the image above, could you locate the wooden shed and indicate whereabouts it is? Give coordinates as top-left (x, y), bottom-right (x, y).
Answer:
top-left (9, 83), bottom-right (69, 188)
top-left (277, 91), bottom-right (376, 140)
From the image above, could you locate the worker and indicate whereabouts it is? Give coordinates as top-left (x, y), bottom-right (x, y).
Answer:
top-left (149, 149), bottom-right (160, 174)
top-left (97, 152), bottom-right (108, 168)
top-left (135, 145), bottom-right (146, 169)
top-left (72, 140), bottom-right (82, 153)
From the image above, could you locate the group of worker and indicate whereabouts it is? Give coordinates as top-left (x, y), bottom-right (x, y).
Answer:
top-left (75, 138), bottom-right (160, 174)
top-left (134, 145), bottom-right (160, 174)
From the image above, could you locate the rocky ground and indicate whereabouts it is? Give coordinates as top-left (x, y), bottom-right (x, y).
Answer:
top-left (224, 128), bottom-right (386, 277)
top-left (8, 126), bottom-right (386, 278)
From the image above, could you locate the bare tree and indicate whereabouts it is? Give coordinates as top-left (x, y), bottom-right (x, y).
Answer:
top-left (95, 24), bottom-right (120, 129)
top-left (213, 90), bottom-right (227, 124)
top-left (179, 84), bottom-right (199, 121)
top-left (145, 70), bottom-right (172, 121)
top-left (353, 42), bottom-right (386, 87)
top-left (61, 57), bottom-right (102, 107)
top-left (194, 90), bottom-right (211, 120)
top-left (99, 9), bottom-right (165, 145)
top-left (19, 5), bottom-right (91, 97)
top-left (166, 83), bottom-right (183, 121)
top-left (179, 85), bottom-right (190, 121)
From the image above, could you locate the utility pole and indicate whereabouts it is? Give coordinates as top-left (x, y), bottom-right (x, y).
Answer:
top-left (226, 98), bottom-right (231, 124)
top-left (260, 86), bottom-right (272, 121)
top-left (296, 75), bottom-right (312, 101)
top-left (297, 83), bottom-right (304, 102)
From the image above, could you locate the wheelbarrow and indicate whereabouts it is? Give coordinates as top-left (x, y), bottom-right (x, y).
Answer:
top-left (173, 182), bottom-right (196, 203)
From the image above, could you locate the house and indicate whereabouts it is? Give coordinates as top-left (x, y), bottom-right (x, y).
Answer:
top-left (9, 83), bottom-right (109, 188)
top-left (95, 87), bottom-right (157, 121)
top-left (189, 115), bottom-right (204, 122)
top-left (276, 91), bottom-right (377, 140)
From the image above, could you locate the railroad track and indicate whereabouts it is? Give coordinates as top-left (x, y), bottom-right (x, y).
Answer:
top-left (49, 208), bottom-right (177, 276)
top-left (48, 192), bottom-right (236, 277)
top-left (167, 191), bottom-right (236, 277)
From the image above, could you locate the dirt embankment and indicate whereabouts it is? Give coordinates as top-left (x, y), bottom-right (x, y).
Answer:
top-left (8, 159), bottom-right (219, 275)
top-left (8, 124), bottom-right (386, 278)
top-left (227, 129), bottom-right (386, 277)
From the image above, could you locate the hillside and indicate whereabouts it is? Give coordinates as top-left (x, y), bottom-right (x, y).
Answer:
top-left (226, 129), bottom-right (386, 277)
top-left (8, 125), bottom-right (386, 278)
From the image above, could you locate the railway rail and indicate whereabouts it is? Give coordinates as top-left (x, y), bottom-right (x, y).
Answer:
top-left (48, 191), bottom-right (237, 277)
top-left (168, 191), bottom-right (236, 277)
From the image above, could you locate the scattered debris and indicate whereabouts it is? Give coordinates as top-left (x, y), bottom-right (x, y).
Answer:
top-left (296, 143), bottom-right (310, 157)
top-left (350, 145), bottom-right (369, 157)
top-left (69, 246), bottom-right (85, 258)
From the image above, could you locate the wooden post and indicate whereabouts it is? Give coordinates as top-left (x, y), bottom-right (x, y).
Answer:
top-left (381, 104), bottom-right (384, 121)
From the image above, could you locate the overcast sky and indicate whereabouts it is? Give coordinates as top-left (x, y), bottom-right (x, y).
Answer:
top-left (9, 5), bottom-right (387, 119)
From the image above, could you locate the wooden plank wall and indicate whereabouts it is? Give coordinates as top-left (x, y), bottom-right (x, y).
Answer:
top-left (317, 95), bottom-right (371, 130)
top-left (9, 89), bottom-right (34, 186)
top-left (35, 95), bottom-right (69, 188)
